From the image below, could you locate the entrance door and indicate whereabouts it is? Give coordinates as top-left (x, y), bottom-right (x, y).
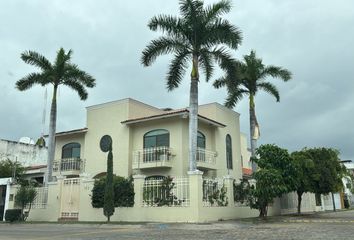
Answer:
top-left (60, 178), bottom-right (80, 220)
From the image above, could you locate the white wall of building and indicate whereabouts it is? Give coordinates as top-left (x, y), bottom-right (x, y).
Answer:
top-left (0, 139), bottom-right (47, 167)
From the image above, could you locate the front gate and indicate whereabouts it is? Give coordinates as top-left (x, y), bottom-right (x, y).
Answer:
top-left (60, 178), bottom-right (80, 220)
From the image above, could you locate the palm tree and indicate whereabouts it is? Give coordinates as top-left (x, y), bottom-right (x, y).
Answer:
top-left (16, 48), bottom-right (95, 182)
top-left (141, 0), bottom-right (242, 172)
top-left (214, 50), bottom-right (292, 171)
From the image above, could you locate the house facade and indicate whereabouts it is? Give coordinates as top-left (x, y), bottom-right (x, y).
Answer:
top-left (53, 98), bottom-right (249, 181)
top-left (5, 98), bottom-right (339, 222)
top-left (9, 98), bottom-right (274, 222)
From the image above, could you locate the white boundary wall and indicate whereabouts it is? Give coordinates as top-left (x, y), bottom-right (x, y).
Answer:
top-left (23, 173), bottom-right (281, 222)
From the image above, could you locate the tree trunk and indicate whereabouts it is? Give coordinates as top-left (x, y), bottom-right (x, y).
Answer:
top-left (46, 85), bottom-right (58, 184)
top-left (331, 192), bottom-right (336, 212)
top-left (259, 203), bottom-right (267, 219)
top-left (189, 55), bottom-right (199, 172)
top-left (249, 94), bottom-right (258, 172)
top-left (297, 191), bottom-right (303, 215)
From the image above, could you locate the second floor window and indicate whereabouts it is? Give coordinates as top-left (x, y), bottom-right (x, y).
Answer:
top-left (144, 129), bottom-right (169, 148)
top-left (197, 131), bottom-right (206, 149)
top-left (62, 142), bottom-right (81, 159)
top-left (226, 134), bottom-right (233, 169)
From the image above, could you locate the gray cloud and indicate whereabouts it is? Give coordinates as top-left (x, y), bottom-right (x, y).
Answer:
top-left (0, 0), bottom-right (353, 159)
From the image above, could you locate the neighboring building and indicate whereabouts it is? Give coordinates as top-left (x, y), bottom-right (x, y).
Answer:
top-left (342, 160), bottom-right (354, 206)
top-left (240, 133), bottom-right (252, 179)
top-left (0, 139), bottom-right (47, 168)
top-left (0, 139), bottom-right (47, 221)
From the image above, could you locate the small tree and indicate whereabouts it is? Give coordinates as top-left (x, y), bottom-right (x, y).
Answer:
top-left (291, 149), bottom-right (316, 214)
top-left (250, 144), bottom-right (296, 218)
top-left (250, 169), bottom-right (286, 218)
top-left (103, 146), bottom-right (114, 222)
top-left (15, 185), bottom-right (37, 221)
top-left (307, 148), bottom-right (346, 211)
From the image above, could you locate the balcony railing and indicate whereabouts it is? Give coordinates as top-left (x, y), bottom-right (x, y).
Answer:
top-left (196, 148), bottom-right (217, 169)
top-left (53, 158), bottom-right (85, 173)
top-left (133, 146), bottom-right (172, 169)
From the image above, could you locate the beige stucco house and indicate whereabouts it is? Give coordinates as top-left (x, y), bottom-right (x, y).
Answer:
top-left (6, 98), bottom-right (330, 222)
top-left (53, 98), bottom-right (251, 181)
top-left (8, 98), bottom-right (286, 222)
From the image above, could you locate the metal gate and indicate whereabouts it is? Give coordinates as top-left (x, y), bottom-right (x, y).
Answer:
top-left (60, 178), bottom-right (80, 219)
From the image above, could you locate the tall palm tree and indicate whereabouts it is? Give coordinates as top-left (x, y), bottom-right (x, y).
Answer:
top-left (16, 48), bottom-right (96, 182)
top-left (214, 50), bottom-right (292, 171)
top-left (141, 0), bottom-right (242, 172)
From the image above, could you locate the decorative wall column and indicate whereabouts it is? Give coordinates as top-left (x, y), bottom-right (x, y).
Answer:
top-left (223, 175), bottom-right (234, 207)
top-left (133, 175), bottom-right (145, 207)
top-left (188, 170), bottom-right (203, 222)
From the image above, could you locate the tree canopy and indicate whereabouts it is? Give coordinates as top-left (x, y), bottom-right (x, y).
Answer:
top-left (214, 50), bottom-right (291, 172)
top-left (16, 48), bottom-right (96, 183)
top-left (141, 0), bottom-right (242, 172)
top-left (306, 148), bottom-right (346, 195)
top-left (0, 158), bottom-right (25, 183)
top-left (250, 144), bottom-right (296, 218)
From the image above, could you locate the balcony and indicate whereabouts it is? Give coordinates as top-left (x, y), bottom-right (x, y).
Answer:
top-left (132, 146), bottom-right (172, 170)
top-left (196, 148), bottom-right (217, 170)
top-left (53, 158), bottom-right (85, 176)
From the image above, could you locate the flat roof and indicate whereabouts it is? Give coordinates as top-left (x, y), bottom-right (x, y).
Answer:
top-left (121, 109), bottom-right (226, 128)
top-left (44, 128), bottom-right (88, 137)
top-left (26, 164), bottom-right (47, 170)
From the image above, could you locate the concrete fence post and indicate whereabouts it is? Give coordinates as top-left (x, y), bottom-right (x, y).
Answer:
top-left (188, 170), bottom-right (203, 222)
top-left (224, 175), bottom-right (234, 207)
top-left (133, 175), bottom-right (145, 207)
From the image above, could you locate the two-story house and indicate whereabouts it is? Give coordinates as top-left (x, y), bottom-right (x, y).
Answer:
top-left (52, 98), bottom-right (250, 181)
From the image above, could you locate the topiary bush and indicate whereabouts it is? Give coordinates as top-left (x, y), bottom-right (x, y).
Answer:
top-left (91, 175), bottom-right (134, 208)
top-left (5, 209), bottom-right (22, 222)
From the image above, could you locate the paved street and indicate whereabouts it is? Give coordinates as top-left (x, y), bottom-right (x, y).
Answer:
top-left (0, 210), bottom-right (353, 240)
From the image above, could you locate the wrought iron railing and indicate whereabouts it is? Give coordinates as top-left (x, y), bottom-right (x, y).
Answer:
top-left (142, 176), bottom-right (190, 207)
top-left (196, 148), bottom-right (217, 165)
top-left (203, 178), bottom-right (228, 207)
top-left (53, 158), bottom-right (85, 173)
top-left (25, 187), bottom-right (48, 209)
top-left (133, 146), bottom-right (172, 165)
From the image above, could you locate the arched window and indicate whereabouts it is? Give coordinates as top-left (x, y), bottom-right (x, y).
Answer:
top-left (197, 131), bottom-right (205, 149)
top-left (226, 135), bottom-right (233, 169)
top-left (62, 142), bottom-right (81, 159)
top-left (144, 129), bottom-right (169, 148)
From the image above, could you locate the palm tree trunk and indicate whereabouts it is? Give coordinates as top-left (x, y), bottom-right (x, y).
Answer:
top-left (249, 94), bottom-right (258, 172)
top-left (189, 55), bottom-right (199, 172)
top-left (46, 85), bottom-right (58, 183)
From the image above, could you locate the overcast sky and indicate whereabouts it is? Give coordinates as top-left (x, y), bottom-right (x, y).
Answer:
top-left (0, 0), bottom-right (353, 159)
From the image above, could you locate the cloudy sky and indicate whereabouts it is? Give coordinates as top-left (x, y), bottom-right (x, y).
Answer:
top-left (0, 0), bottom-right (353, 159)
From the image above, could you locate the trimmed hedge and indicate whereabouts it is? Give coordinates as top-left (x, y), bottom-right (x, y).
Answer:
top-left (91, 175), bottom-right (134, 208)
top-left (5, 209), bottom-right (22, 222)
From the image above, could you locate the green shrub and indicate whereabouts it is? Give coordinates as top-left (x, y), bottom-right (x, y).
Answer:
top-left (91, 175), bottom-right (134, 208)
top-left (15, 185), bottom-right (37, 221)
top-left (5, 209), bottom-right (22, 222)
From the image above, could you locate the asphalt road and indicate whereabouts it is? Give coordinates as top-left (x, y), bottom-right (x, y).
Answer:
top-left (0, 210), bottom-right (353, 240)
